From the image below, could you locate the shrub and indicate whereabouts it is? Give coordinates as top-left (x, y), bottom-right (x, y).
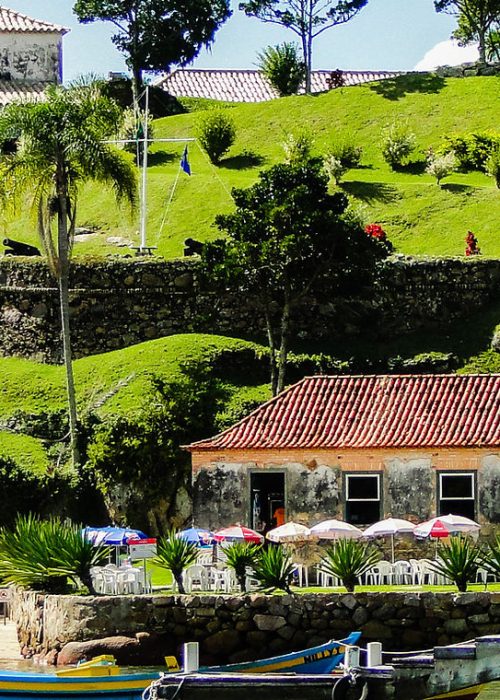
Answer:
top-left (481, 535), bottom-right (500, 580)
top-left (154, 529), bottom-right (198, 594)
top-left (197, 109), bottom-right (236, 164)
top-left (252, 545), bottom-right (295, 593)
top-left (465, 231), bottom-right (481, 256)
top-left (323, 154), bottom-right (347, 184)
top-left (321, 538), bottom-right (380, 592)
top-left (431, 536), bottom-right (481, 592)
top-left (282, 130), bottom-right (314, 163)
top-left (426, 152), bottom-right (456, 185)
top-left (222, 541), bottom-right (261, 592)
top-left (381, 122), bottom-right (416, 169)
top-left (329, 135), bottom-right (363, 168)
top-left (439, 132), bottom-right (500, 172)
top-left (486, 147), bottom-right (500, 188)
top-left (257, 43), bottom-right (306, 97)
top-left (119, 107), bottom-right (154, 158)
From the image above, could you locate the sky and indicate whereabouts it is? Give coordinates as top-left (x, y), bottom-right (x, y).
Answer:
top-left (6, 0), bottom-right (478, 82)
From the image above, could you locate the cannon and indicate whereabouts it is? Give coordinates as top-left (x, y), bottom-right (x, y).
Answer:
top-left (3, 238), bottom-right (41, 256)
top-left (183, 237), bottom-right (204, 257)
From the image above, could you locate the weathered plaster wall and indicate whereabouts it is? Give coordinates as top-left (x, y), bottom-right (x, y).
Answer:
top-left (1, 256), bottom-right (499, 362)
top-left (0, 32), bottom-right (62, 82)
top-left (10, 588), bottom-right (500, 664)
top-left (192, 449), bottom-right (500, 527)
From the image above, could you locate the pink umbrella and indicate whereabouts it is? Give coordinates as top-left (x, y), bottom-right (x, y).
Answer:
top-left (214, 525), bottom-right (264, 544)
top-left (427, 520), bottom-right (451, 539)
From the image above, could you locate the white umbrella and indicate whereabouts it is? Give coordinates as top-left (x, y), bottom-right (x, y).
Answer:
top-left (414, 514), bottom-right (480, 539)
top-left (266, 522), bottom-right (311, 543)
top-left (310, 519), bottom-right (363, 540)
top-left (363, 518), bottom-right (416, 563)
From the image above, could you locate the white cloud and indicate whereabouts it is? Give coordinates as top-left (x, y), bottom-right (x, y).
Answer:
top-left (414, 39), bottom-right (479, 71)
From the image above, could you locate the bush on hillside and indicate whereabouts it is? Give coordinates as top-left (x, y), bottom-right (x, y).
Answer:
top-left (329, 135), bottom-right (363, 168)
top-left (486, 147), bottom-right (500, 188)
top-left (381, 122), bottom-right (416, 169)
top-left (197, 108), bottom-right (236, 164)
top-left (119, 107), bottom-right (155, 159)
top-left (257, 43), bottom-right (306, 97)
top-left (282, 130), bottom-right (314, 163)
top-left (426, 152), bottom-right (456, 185)
top-left (323, 154), bottom-right (347, 184)
top-left (438, 131), bottom-right (500, 172)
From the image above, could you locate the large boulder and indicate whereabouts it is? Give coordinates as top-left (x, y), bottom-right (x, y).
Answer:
top-left (57, 632), bottom-right (174, 666)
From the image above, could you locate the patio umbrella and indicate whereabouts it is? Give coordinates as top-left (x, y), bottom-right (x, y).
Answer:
top-left (213, 525), bottom-right (264, 544)
top-left (414, 514), bottom-right (480, 539)
top-left (177, 527), bottom-right (215, 547)
top-left (362, 518), bottom-right (416, 563)
top-left (310, 519), bottom-right (363, 540)
top-left (266, 522), bottom-right (311, 543)
top-left (83, 526), bottom-right (149, 546)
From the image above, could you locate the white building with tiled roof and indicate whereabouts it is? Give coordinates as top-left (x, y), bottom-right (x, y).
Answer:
top-left (0, 5), bottom-right (68, 94)
top-left (155, 68), bottom-right (403, 103)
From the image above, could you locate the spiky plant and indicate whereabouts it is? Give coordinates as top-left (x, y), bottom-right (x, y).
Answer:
top-left (154, 529), bottom-right (198, 594)
top-left (252, 545), bottom-right (295, 594)
top-left (257, 42), bottom-right (305, 97)
top-left (222, 542), bottom-right (261, 592)
top-left (431, 536), bottom-right (481, 593)
top-left (479, 535), bottom-right (500, 581)
top-left (0, 514), bottom-right (109, 594)
top-left (321, 538), bottom-right (381, 592)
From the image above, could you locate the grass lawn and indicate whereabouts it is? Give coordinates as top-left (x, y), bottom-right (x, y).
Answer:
top-left (2, 75), bottom-right (499, 259)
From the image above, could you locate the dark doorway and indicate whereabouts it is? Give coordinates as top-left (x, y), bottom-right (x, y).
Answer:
top-left (250, 472), bottom-right (285, 534)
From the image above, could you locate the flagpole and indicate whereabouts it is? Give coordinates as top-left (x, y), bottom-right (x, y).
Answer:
top-left (139, 85), bottom-right (149, 253)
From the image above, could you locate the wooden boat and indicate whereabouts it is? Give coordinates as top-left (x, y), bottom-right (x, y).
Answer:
top-left (201, 631), bottom-right (362, 674)
top-left (0, 655), bottom-right (158, 699)
top-left (149, 635), bottom-right (500, 700)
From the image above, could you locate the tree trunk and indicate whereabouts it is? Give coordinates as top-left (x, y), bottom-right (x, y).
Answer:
top-left (56, 159), bottom-right (79, 469)
top-left (264, 308), bottom-right (278, 396)
top-left (131, 64), bottom-right (143, 109)
top-left (175, 572), bottom-right (186, 595)
top-left (478, 28), bottom-right (486, 63)
top-left (276, 290), bottom-right (291, 395)
top-left (304, 1), bottom-right (313, 94)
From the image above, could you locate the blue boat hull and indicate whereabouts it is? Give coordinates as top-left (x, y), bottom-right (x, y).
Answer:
top-left (200, 632), bottom-right (362, 674)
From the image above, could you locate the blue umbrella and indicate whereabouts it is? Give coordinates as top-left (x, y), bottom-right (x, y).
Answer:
top-left (83, 526), bottom-right (149, 546)
top-left (177, 527), bottom-right (215, 547)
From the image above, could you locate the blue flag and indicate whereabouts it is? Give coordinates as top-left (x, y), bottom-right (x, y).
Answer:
top-left (180, 145), bottom-right (191, 175)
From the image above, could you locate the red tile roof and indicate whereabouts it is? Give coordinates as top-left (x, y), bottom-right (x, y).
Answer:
top-left (189, 375), bottom-right (500, 451)
top-left (0, 6), bottom-right (68, 34)
top-left (155, 68), bottom-right (403, 103)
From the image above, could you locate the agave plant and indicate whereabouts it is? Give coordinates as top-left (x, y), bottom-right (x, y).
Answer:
top-left (321, 538), bottom-right (381, 593)
top-left (222, 542), bottom-right (261, 592)
top-left (0, 514), bottom-right (109, 594)
top-left (479, 535), bottom-right (500, 581)
top-left (154, 529), bottom-right (198, 594)
top-left (252, 545), bottom-right (295, 594)
top-left (431, 536), bottom-right (481, 593)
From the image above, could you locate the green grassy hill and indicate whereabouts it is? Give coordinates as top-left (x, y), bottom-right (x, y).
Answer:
top-left (3, 74), bottom-right (499, 259)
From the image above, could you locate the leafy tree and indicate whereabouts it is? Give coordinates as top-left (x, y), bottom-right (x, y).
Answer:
top-left (426, 152), bottom-right (457, 185)
top-left (73, 0), bottom-right (231, 102)
top-left (239, 0), bottom-right (368, 93)
top-left (201, 160), bottom-right (391, 395)
top-left (321, 538), bottom-right (380, 592)
top-left (0, 514), bottom-right (109, 594)
top-left (154, 529), bottom-right (198, 594)
top-left (257, 42), bottom-right (306, 96)
top-left (431, 536), bottom-right (482, 592)
top-left (434, 0), bottom-right (500, 63)
top-left (252, 545), bottom-right (295, 593)
top-left (222, 541), bottom-right (261, 592)
top-left (197, 109), bottom-right (236, 164)
top-left (0, 82), bottom-right (136, 468)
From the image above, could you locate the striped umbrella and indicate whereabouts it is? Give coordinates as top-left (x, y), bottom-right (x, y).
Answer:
top-left (214, 525), bottom-right (264, 544)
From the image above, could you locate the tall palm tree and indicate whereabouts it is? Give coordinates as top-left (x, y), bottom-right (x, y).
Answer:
top-left (0, 81), bottom-right (137, 467)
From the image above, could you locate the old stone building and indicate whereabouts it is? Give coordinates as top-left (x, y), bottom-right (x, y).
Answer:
top-left (189, 374), bottom-right (500, 531)
top-left (0, 6), bottom-right (68, 105)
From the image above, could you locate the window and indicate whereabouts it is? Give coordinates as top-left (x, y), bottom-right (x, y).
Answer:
top-left (345, 474), bottom-right (381, 525)
top-left (438, 472), bottom-right (475, 520)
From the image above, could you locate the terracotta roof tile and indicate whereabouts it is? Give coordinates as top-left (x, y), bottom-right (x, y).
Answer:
top-left (189, 375), bottom-right (500, 451)
top-left (0, 6), bottom-right (68, 34)
top-left (155, 68), bottom-right (403, 103)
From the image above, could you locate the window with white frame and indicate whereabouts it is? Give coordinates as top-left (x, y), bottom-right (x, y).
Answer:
top-left (345, 473), bottom-right (382, 525)
top-left (438, 472), bottom-right (476, 520)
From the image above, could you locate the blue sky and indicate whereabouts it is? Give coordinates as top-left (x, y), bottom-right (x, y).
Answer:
top-left (7, 0), bottom-right (474, 81)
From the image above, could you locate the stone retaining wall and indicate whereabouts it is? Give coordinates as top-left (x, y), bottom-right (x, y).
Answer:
top-left (1, 255), bottom-right (499, 362)
top-left (10, 589), bottom-right (500, 665)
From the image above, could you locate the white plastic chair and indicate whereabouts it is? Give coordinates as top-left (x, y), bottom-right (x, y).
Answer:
top-left (393, 560), bottom-right (412, 585)
top-left (116, 569), bottom-right (140, 594)
top-left (409, 559), bottom-right (424, 585)
top-left (185, 565), bottom-right (209, 593)
top-left (293, 563), bottom-right (309, 587)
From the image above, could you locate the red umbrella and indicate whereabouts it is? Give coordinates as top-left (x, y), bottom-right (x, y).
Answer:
top-left (213, 525), bottom-right (264, 544)
top-left (428, 520), bottom-right (451, 539)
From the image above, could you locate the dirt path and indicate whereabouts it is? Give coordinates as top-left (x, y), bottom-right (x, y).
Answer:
top-left (0, 620), bottom-right (21, 661)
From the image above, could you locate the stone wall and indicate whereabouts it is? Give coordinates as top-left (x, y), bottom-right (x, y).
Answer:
top-left (9, 588), bottom-right (500, 665)
top-left (0, 255), bottom-right (499, 363)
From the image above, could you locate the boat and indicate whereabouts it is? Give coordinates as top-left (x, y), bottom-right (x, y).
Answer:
top-left (148, 634), bottom-right (500, 700)
top-left (0, 654), bottom-right (159, 699)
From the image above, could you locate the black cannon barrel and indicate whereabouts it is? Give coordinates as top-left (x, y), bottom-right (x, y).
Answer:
top-left (3, 238), bottom-right (41, 256)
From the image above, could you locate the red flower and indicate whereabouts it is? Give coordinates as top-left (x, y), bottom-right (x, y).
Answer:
top-left (365, 223), bottom-right (386, 241)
